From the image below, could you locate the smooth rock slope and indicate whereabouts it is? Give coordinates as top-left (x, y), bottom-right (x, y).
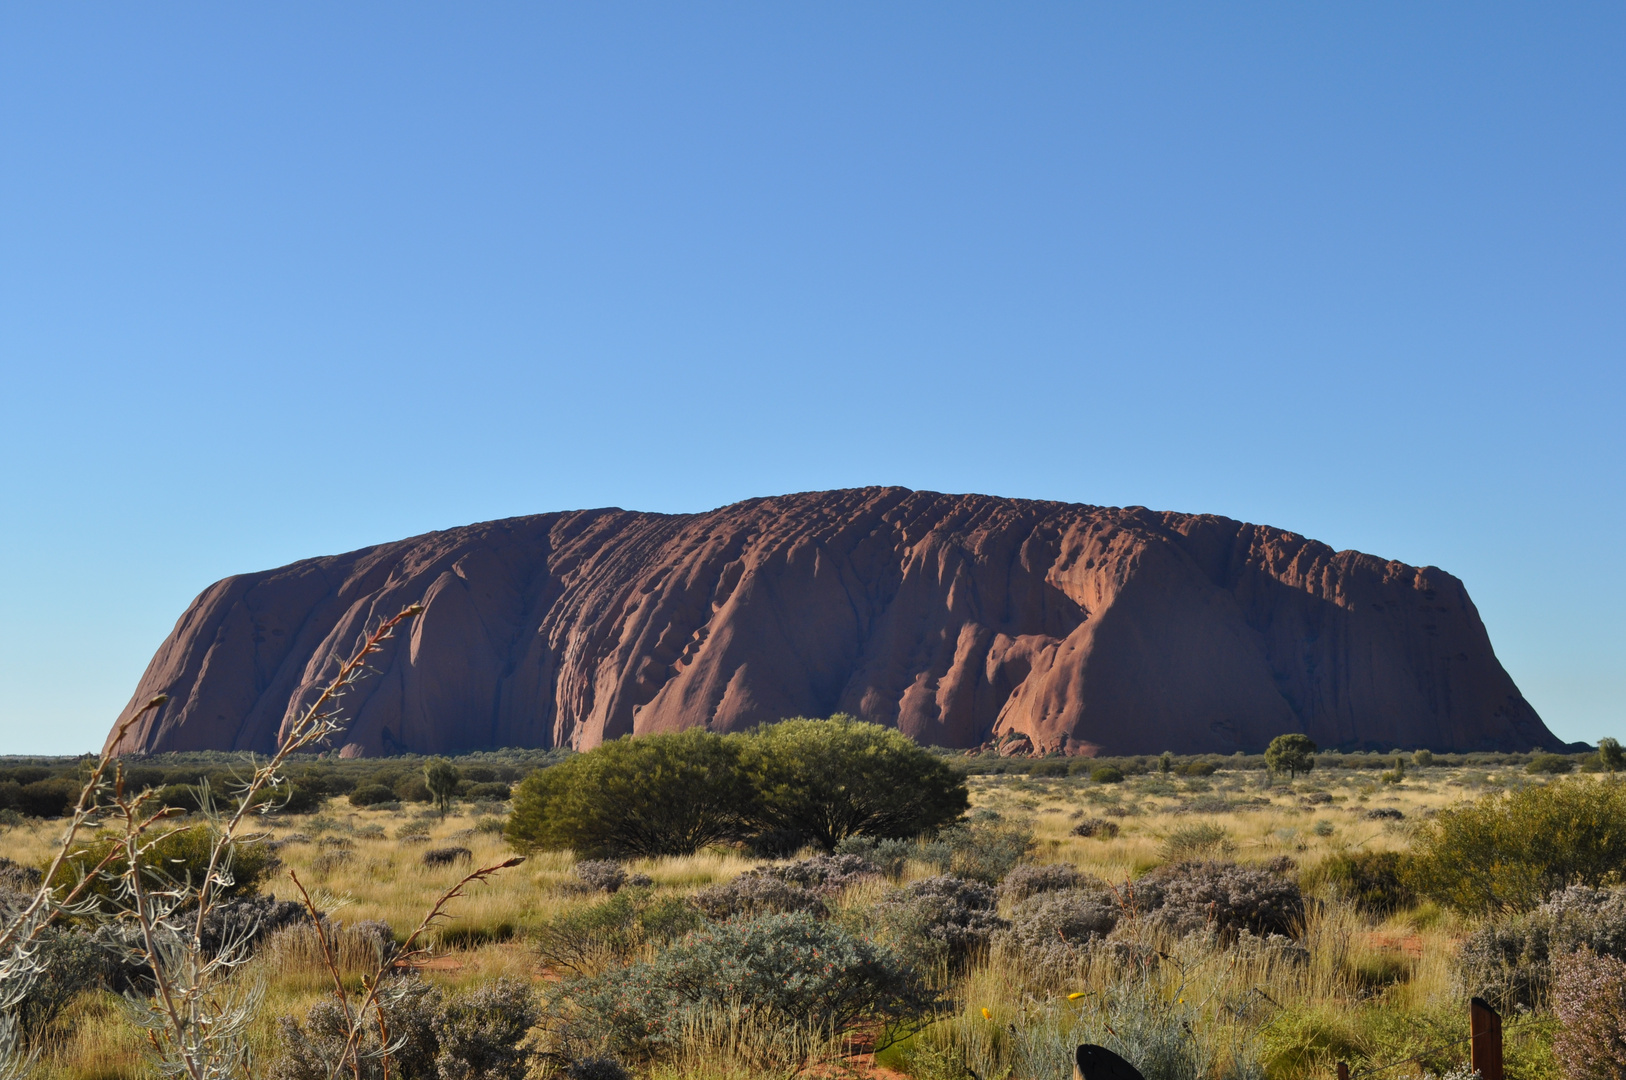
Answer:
top-left (104, 488), bottom-right (1559, 757)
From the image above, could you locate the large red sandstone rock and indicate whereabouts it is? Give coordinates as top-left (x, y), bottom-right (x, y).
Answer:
top-left (103, 488), bottom-right (1559, 757)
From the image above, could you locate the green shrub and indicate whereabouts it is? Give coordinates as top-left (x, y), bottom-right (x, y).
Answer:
top-left (739, 716), bottom-right (968, 851)
top-left (395, 775), bottom-right (433, 803)
top-left (1411, 779), bottom-right (1626, 912)
top-left (1527, 753), bottom-right (1575, 775)
top-left (53, 825), bottom-right (278, 912)
top-left (464, 781), bottom-right (511, 801)
top-left (557, 912), bottom-right (934, 1062)
top-left (914, 814), bottom-right (1033, 884)
top-left (16, 778), bottom-right (77, 818)
top-left (1600, 738), bottom-right (1625, 775)
top-left (1304, 851), bottom-right (1415, 914)
top-left (1091, 765), bottom-right (1125, 784)
top-left (506, 730), bottom-right (756, 858)
top-left (1174, 761), bottom-right (1218, 777)
top-left (348, 784), bottom-right (397, 807)
top-left (535, 889), bottom-right (705, 976)
top-left (256, 782), bottom-right (322, 814)
top-left (274, 977), bottom-right (537, 1080)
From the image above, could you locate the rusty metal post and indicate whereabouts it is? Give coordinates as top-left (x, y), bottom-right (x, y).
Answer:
top-left (1470, 997), bottom-right (1504, 1080)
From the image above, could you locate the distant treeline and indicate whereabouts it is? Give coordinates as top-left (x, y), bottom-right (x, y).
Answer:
top-left (950, 747), bottom-right (1603, 777)
top-left (0, 743), bottom-right (1601, 820)
top-left (0, 747), bottom-right (570, 820)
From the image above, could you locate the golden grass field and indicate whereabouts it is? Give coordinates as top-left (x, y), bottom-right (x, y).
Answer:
top-left (0, 763), bottom-right (1572, 1080)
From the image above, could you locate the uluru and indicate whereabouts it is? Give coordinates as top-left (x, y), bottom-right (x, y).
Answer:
top-left (104, 488), bottom-right (1560, 758)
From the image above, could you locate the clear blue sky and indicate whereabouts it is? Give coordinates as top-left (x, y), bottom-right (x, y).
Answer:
top-left (2, 4), bottom-right (1621, 755)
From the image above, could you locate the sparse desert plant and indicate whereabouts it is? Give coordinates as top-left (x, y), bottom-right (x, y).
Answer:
top-left (1411, 778), bottom-right (1626, 912)
top-left (575, 859), bottom-right (629, 893)
top-left (739, 716), bottom-right (969, 851)
top-left (992, 887), bottom-right (1121, 988)
top-left (553, 911), bottom-right (935, 1063)
top-left (1141, 860), bottom-right (1304, 939)
top-left (1457, 884), bottom-right (1626, 1009)
top-left (272, 977), bottom-right (444, 1080)
top-left (1553, 948), bottom-right (1626, 1080)
top-left (505, 729), bottom-right (757, 858)
top-left (1304, 851), bottom-right (1415, 914)
top-left (756, 853), bottom-right (881, 893)
top-left (689, 874), bottom-right (828, 921)
top-left (834, 835), bottom-right (920, 878)
top-left (1601, 737), bottom-right (1625, 775)
top-left (915, 814), bottom-right (1034, 884)
top-left (1161, 822), bottom-right (1233, 861)
top-left (1072, 817), bottom-right (1121, 839)
top-left (431, 978), bottom-right (541, 1080)
top-left (877, 876), bottom-right (1004, 966)
top-left (535, 888), bottom-right (704, 975)
top-left (422, 845), bottom-right (473, 867)
top-left (997, 862), bottom-right (1092, 904)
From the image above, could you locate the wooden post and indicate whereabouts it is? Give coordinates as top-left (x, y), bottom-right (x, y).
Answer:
top-left (1470, 997), bottom-right (1504, 1080)
top-left (1336, 1063), bottom-right (1349, 1080)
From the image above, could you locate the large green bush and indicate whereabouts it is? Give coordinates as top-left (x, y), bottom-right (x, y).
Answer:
top-left (506, 719), bottom-right (969, 858)
top-left (739, 716), bottom-right (967, 851)
top-left (505, 730), bottom-right (757, 858)
top-left (1410, 779), bottom-right (1626, 912)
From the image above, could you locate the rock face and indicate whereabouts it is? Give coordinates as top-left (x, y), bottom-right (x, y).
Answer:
top-left (104, 488), bottom-right (1559, 757)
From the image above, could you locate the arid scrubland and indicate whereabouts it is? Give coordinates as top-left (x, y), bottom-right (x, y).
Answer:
top-left (3, 753), bottom-right (1612, 1080)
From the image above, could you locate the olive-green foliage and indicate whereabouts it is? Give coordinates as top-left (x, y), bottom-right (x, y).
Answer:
top-left (425, 758), bottom-right (460, 815)
top-left (1264, 734), bottom-right (1317, 779)
top-left (52, 825), bottom-right (278, 912)
top-left (1411, 779), bottom-right (1626, 912)
top-left (1601, 738), bottom-right (1625, 775)
top-left (1090, 765), bottom-right (1124, 784)
top-left (1526, 753), bottom-right (1575, 775)
top-left (739, 716), bottom-right (968, 851)
top-left (505, 730), bottom-right (757, 858)
top-left (914, 813), bottom-right (1034, 885)
top-left (1304, 851), bottom-right (1416, 914)
top-left (349, 783), bottom-right (398, 807)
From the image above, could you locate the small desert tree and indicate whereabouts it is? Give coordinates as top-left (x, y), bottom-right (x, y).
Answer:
top-left (1600, 737), bottom-right (1624, 776)
top-left (505, 729), bottom-right (757, 858)
top-left (425, 757), bottom-right (460, 816)
top-left (739, 716), bottom-right (968, 851)
top-left (1264, 733), bottom-right (1317, 780)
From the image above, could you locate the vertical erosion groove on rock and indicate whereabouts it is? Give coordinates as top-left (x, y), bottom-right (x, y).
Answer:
top-left (103, 487), bottom-right (1557, 757)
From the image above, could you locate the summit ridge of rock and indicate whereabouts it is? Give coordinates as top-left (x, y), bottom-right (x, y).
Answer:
top-left (104, 488), bottom-right (1558, 757)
